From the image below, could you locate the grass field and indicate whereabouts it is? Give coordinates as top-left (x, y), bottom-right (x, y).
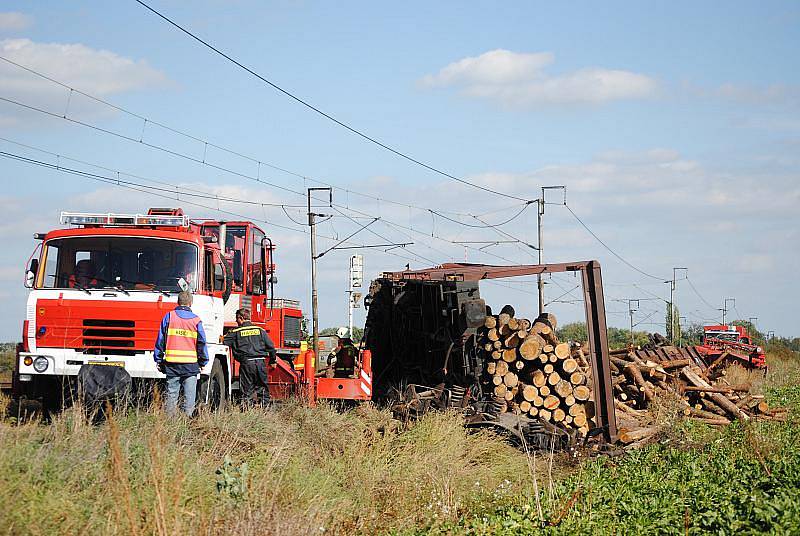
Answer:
top-left (1, 349), bottom-right (798, 535)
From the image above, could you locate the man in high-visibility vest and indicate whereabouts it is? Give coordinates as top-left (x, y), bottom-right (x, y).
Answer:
top-left (223, 308), bottom-right (276, 407)
top-left (154, 291), bottom-right (209, 416)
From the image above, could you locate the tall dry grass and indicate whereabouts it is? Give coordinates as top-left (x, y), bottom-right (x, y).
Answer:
top-left (0, 400), bottom-right (537, 535)
top-left (723, 349), bottom-right (800, 395)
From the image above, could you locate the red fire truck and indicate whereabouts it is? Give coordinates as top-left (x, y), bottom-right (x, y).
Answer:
top-left (11, 208), bottom-right (372, 412)
top-left (698, 324), bottom-right (766, 369)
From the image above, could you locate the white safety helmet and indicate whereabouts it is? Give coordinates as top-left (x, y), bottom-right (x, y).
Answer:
top-left (336, 327), bottom-right (350, 339)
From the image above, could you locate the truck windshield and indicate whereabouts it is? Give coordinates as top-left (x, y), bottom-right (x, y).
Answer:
top-left (705, 332), bottom-right (738, 342)
top-left (38, 236), bottom-right (198, 292)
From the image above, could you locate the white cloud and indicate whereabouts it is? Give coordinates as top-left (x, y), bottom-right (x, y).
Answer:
top-left (0, 38), bottom-right (168, 95)
top-left (0, 12), bottom-right (31, 31)
top-left (422, 50), bottom-right (555, 87)
top-left (0, 38), bottom-right (170, 125)
top-left (420, 49), bottom-right (657, 107)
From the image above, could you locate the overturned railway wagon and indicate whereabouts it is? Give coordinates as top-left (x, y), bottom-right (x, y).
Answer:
top-left (363, 261), bottom-right (618, 447)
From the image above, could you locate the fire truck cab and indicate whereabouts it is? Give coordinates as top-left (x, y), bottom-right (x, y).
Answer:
top-left (14, 208), bottom-right (307, 410)
top-left (703, 324), bottom-right (754, 345)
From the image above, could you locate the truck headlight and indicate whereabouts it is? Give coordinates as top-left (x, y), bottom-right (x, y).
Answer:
top-left (33, 356), bottom-right (49, 373)
top-left (756, 347), bottom-right (763, 354)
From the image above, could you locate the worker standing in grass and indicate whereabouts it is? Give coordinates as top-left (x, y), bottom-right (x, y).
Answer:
top-left (154, 290), bottom-right (209, 416)
top-left (223, 308), bottom-right (276, 407)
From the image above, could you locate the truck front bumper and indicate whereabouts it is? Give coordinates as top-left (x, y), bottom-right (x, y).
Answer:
top-left (17, 347), bottom-right (220, 381)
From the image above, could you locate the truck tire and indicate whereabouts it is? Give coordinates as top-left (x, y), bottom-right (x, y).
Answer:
top-left (198, 358), bottom-right (227, 411)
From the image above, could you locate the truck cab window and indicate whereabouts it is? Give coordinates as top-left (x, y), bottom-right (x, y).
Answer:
top-left (214, 260), bottom-right (225, 291)
top-left (224, 226), bottom-right (247, 293)
top-left (40, 242), bottom-right (60, 287)
top-left (249, 228), bottom-right (265, 294)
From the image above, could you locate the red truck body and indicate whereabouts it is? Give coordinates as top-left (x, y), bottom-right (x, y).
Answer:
top-left (697, 324), bottom-right (766, 369)
top-left (11, 208), bottom-right (372, 410)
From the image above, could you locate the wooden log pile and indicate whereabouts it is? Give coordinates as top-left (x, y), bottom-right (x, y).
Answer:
top-left (478, 305), bottom-right (785, 448)
top-left (607, 344), bottom-right (786, 448)
top-left (478, 307), bottom-right (596, 436)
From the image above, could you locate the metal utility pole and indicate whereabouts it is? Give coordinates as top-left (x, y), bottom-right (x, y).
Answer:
top-left (537, 197), bottom-right (544, 314)
top-left (749, 317), bottom-right (758, 329)
top-left (720, 297), bottom-right (735, 325)
top-left (537, 185), bottom-right (567, 315)
top-left (308, 187), bottom-right (332, 361)
top-left (767, 330), bottom-right (775, 340)
top-left (666, 267), bottom-right (687, 345)
top-left (348, 254), bottom-right (364, 336)
top-left (628, 299), bottom-right (639, 345)
top-left (679, 316), bottom-right (687, 347)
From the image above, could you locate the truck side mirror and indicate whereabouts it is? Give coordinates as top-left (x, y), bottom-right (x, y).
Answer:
top-left (24, 258), bottom-right (38, 288)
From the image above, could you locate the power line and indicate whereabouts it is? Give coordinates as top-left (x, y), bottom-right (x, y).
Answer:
top-left (0, 149), bottom-right (306, 234)
top-left (565, 203), bottom-right (666, 281)
top-left (0, 53), bottom-right (507, 219)
top-left (133, 0), bottom-right (531, 203)
top-left (685, 276), bottom-right (717, 311)
top-left (0, 61), bottom-right (542, 265)
top-left (0, 148), bottom-right (441, 267)
top-left (0, 136), bottom-right (309, 211)
top-left (544, 285), bottom-right (581, 307)
top-left (0, 136), bottom-right (524, 267)
top-left (1, 129), bottom-right (529, 268)
top-left (0, 94), bottom-right (308, 197)
top-left (430, 202), bottom-right (535, 229)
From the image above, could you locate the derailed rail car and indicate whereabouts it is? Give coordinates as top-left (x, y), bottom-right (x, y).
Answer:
top-left (363, 262), bottom-right (618, 448)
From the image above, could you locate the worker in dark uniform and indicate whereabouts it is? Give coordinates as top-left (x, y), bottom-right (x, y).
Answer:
top-left (327, 327), bottom-right (358, 378)
top-left (223, 308), bottom-right (276, 407)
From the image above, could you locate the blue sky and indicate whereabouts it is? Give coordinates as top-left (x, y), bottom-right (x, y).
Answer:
top-left (0, 1), bottom-right (798, 340)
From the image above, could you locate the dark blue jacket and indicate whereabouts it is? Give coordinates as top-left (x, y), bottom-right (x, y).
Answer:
top-left (154, 306), bottom-right (210, 377)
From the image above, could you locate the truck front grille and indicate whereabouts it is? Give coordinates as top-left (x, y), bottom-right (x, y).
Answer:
top-left (284, 316), bottom-right (302, 348)
top-left (82, 319), bottom-right (137, 355)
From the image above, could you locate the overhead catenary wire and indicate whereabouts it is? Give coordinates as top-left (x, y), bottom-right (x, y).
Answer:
top-left (0, 93), bottom-right (541, 265)
top-left (3, 134), bottom-right (528, 272)
top-left (565, 203), bottom-right (666, 281)
top-left (0, 149), bottom-right (444, 267)
top-left (133, 0), bottom-right (532, 203)
top-left (0, 53), bottom-right (507, 219)
top-left (430, 202), bottom-right (535, 229)
top-left (0, 55), bottom-right (551, 267)
top-left (0, 136), bottom-right (312, 211)
top-left (686, 276), bottom-right (717, 311)
top-left (0, 56), bottom-right (735, 320)
top-left (0, 140), bottom-right (505, 270)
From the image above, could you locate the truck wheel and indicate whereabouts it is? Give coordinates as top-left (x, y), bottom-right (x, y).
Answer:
top-left (198, 358), bottom-right (227, 411)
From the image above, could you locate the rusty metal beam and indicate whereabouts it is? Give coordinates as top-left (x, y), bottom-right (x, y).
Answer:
top-left (384, 259), bottom-right (618, 444)
top-left (383, 261), bottom-right (594, 281)
top-left (581, 261), bottom-right (617, 442)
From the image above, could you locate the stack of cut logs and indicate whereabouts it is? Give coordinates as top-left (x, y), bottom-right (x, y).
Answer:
top-left (478, 307), bottom-right (595, 436)
top-left (478, 305), bottom-right (785, 447)
top-left (607, 345), bottom-right (786, 449)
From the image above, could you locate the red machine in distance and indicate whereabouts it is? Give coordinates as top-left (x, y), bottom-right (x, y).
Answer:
top-left (697, 324), bottom-right (766, 369)
top-left (12, 207), bottom-right (371, 411)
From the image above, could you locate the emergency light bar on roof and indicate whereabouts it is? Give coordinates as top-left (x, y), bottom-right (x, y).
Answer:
top-left (60, 211), bottom-right (189, 227)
